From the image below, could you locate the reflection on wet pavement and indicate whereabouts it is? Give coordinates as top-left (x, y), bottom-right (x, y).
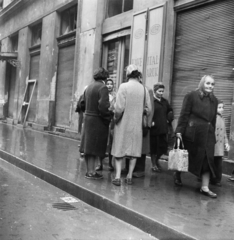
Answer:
top-left (0, 123), bottom-right (234, 240)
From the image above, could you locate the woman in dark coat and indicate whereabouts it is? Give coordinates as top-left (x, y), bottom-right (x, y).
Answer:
top-left (81, 67), bottom-right (112, 180)
top-left (150, 83), bottom-right (173, 172)
top-left (175, 75), bottom-right (218, 198)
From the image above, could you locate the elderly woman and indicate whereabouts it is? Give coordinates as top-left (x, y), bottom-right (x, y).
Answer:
top-left (175, 75), bottom-right (218, 198)
top-left (111, 64), bottom-right (151, 186)
top-left (81, 67), bottom-right (112, 180)
top-left (150, 83), bottom-right (173, 172)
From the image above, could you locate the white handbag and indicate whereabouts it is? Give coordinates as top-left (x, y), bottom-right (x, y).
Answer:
top-left (168, 137), bottom-right (189, 172)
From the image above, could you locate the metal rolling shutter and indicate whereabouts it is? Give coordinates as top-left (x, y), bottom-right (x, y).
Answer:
top-left (171, 0), bottom-right (234, 137)
top-left (55, 44), bottom-right (75, 127)
top-left (27, 54), bottom-right (40, 122)
top-left (7, 65), bottom-right (16, 118)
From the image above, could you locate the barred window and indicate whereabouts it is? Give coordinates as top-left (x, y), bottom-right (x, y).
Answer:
top-left (60, 5), bottom-right (77, 36)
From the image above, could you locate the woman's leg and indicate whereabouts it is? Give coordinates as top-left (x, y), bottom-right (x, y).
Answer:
top-left (200, 171), bottom-right (217, 198)
top-left (95, 157), bottom-right (103, 171)
top-left (173, 171), bottom-right (182, 186)
top-left (108, 154), bottom-right (114, 171)
top-left (114, 158), bottom-right (122, 179)
top-left (151, 154), bottom-right (156, 168)
top-left (127, 158), bottom-right (137, 179)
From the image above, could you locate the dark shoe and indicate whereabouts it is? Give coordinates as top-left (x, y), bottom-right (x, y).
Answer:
top-left (133, 172), bottom-right (145, 178)
top-left (173, 172), bottom-right (182, 186)
top-left (228, 177), bottom-right (234, 182)
top-left (151, 166), bottom-right (161, 173)
top-left (200, 189), bottom-right (217, 198)
top-left (112, 178), bottom-right (121, 186)
top-left (85, 172), bottom-right (103, 180)
top-left (108, 165), bottom-right (114, 172)
top-left (125, 178), bottom-right (133, 185)
top-left (95, 164), bottom-right (103, 171)
top-left (210, 181), bottom-right (222, 187)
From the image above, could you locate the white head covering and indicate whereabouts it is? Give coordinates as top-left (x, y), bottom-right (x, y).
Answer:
top-left (126, 64), bottom-right (139, 76)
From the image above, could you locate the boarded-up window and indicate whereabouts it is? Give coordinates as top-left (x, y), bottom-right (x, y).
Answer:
top-left (55, 44), bottom-right (75, 127)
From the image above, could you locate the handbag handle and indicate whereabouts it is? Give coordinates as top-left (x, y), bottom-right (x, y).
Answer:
top-left (174, 136), bottom-right (185, 149)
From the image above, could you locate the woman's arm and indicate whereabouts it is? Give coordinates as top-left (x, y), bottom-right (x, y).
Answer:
top-left (114, 84), bottom-right (126, 124)
top-left (175, 92), bottom-right (193, 135)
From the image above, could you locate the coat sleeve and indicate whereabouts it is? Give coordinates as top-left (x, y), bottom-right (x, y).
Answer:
top-left (80, 92), bottom-right (86, 112)
top-left (145, 88), bottom-right (152, 117)
top-left (166, 99), bottom-right (174, 123)
top-left (147, 88), bottom-right (154, 127)
top-left (98, 86), bottom-right (111, 124)
top-left (224, 121), bottom-right (229, 145)
top-left (175, 92), bottom-right (193, 135)
top-left (114, 84), bottom-right (126, 124)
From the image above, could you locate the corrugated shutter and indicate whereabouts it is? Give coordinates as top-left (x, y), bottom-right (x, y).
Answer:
top-left (171, 0), bottom-right (234, 137)
top-left (55, 44), bottom-right (75, 127)
top-left (27, 54), bottom-right (40, 122)
top-left (7, 64), bottom-right (16, 118)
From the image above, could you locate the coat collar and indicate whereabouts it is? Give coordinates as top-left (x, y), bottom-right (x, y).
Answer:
top-left (197, 90), bottom-right (215, 102)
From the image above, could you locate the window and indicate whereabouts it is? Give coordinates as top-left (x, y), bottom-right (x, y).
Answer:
top-left (103, 35), bottom-right (130, 88)
top-left (60, 5), bottom-right (77, 36)
top-left (31, 23), bottom-right (42, 46)
top-left (107, 0), bottom-right (133, 18)
top-left (10, 34), bottom-right (18, 52)
top-left (0, 0), bottom-right (3, 10)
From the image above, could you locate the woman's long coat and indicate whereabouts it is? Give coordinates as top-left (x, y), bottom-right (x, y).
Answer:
top-left (81, 80), bottom-right (112, 158)
top-left (175, 90), bottom-right (218, 177)
top-left (142, 87), bottom-right (154, 155)
top-left (111, 79), bottom-right (151, 158)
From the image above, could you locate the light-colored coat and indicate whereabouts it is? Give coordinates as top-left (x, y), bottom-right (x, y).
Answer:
top-left (111, 79), bottom-right (151, 158)
top-left (214, 114), bottom-right (228, 156)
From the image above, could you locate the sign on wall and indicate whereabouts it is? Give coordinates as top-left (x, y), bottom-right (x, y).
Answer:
top-left (130, 4), bottom-right (166, 89)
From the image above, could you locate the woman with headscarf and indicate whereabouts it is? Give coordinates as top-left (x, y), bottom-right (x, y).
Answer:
top-left (175, 75), bottom-right (218, 198)
top-left (150, 83), bottom-right (173, 172)
top-left (81, 67), bottom-right (112, 180)
top-left (111, 64), bottom-right (151, 186)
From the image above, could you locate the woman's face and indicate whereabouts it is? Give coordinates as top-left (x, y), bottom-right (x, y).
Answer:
top-left (106, 81), bottom-right (114, 92)
top-left (155, 88), bottom-right (164, 99)
top-left (204, 76), bottom-right (215, 93)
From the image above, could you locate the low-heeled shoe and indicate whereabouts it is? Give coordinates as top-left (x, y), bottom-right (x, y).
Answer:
top-left (112, 178), bottom-right (121, 186)
top-left (200, 189), bottom-right (217, 198)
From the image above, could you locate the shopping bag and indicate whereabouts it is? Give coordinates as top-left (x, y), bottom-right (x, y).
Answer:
top-left (168, 137), bottom-right (188, 172)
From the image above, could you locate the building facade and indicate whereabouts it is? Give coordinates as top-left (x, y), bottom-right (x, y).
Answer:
top-left (0, 0), bottom-right (234, 160)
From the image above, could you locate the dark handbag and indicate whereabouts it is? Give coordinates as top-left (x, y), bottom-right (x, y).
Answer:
top-left (142, 86), bottom-right (148, 137)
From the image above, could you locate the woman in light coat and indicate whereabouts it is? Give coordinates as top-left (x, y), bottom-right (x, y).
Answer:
top-left (111, 64), bottom-right (151, 186)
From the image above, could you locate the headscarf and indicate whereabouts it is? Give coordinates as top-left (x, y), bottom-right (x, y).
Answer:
top-left (153, 82), bottom-right (165, 92)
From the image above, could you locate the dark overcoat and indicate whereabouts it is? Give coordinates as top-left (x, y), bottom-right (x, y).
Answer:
top-left (175, 90), bottom-right (218, 177)
top-left (150, 97), bottom-right (173, 136)
top-left (81, 80), bottom-right (111, 158)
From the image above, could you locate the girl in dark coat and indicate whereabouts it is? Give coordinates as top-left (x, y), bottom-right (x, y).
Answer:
top-left (150, 83), bottom-right (173, 172)
top-left (175, 75), bottom-right (218, 198)
top-left (81, 68), bottom-right (112, 180)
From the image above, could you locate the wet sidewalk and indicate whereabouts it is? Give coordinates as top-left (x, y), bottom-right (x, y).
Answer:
top-left (0, 123), bottom-right (233, 240)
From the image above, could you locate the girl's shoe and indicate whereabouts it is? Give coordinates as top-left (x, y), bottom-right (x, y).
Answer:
top-left (200, 189), bottom-right (217, 198)
top-left (151, 166), bottom-right (161, 173)
top-left (108, 165), bottom-right (114, 172)
top-left (112, 178), bottom-right (121, 186)
top-left (228, 177), bottom-right (234, 182)
top-left (85, 172), bottom-right (103, 180)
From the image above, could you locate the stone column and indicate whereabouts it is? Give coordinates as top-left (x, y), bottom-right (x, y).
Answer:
top-left (36, 11), bottom-right (59, 129)
top-left (15, 27), bottom-right (31, 124)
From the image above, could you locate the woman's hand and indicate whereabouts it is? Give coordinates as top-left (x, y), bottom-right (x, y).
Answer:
top-left (176, 133), bottom-right (182, 139)
top-left (225, 143), bottom-right (230, 151)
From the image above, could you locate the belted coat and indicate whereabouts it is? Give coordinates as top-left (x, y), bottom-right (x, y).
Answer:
top-left (81, 80), bottom-right (112, 158)
top-left (175, 90), bottom-right (218, 177)
top-left (111, 79), bottom-right (151, 158)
